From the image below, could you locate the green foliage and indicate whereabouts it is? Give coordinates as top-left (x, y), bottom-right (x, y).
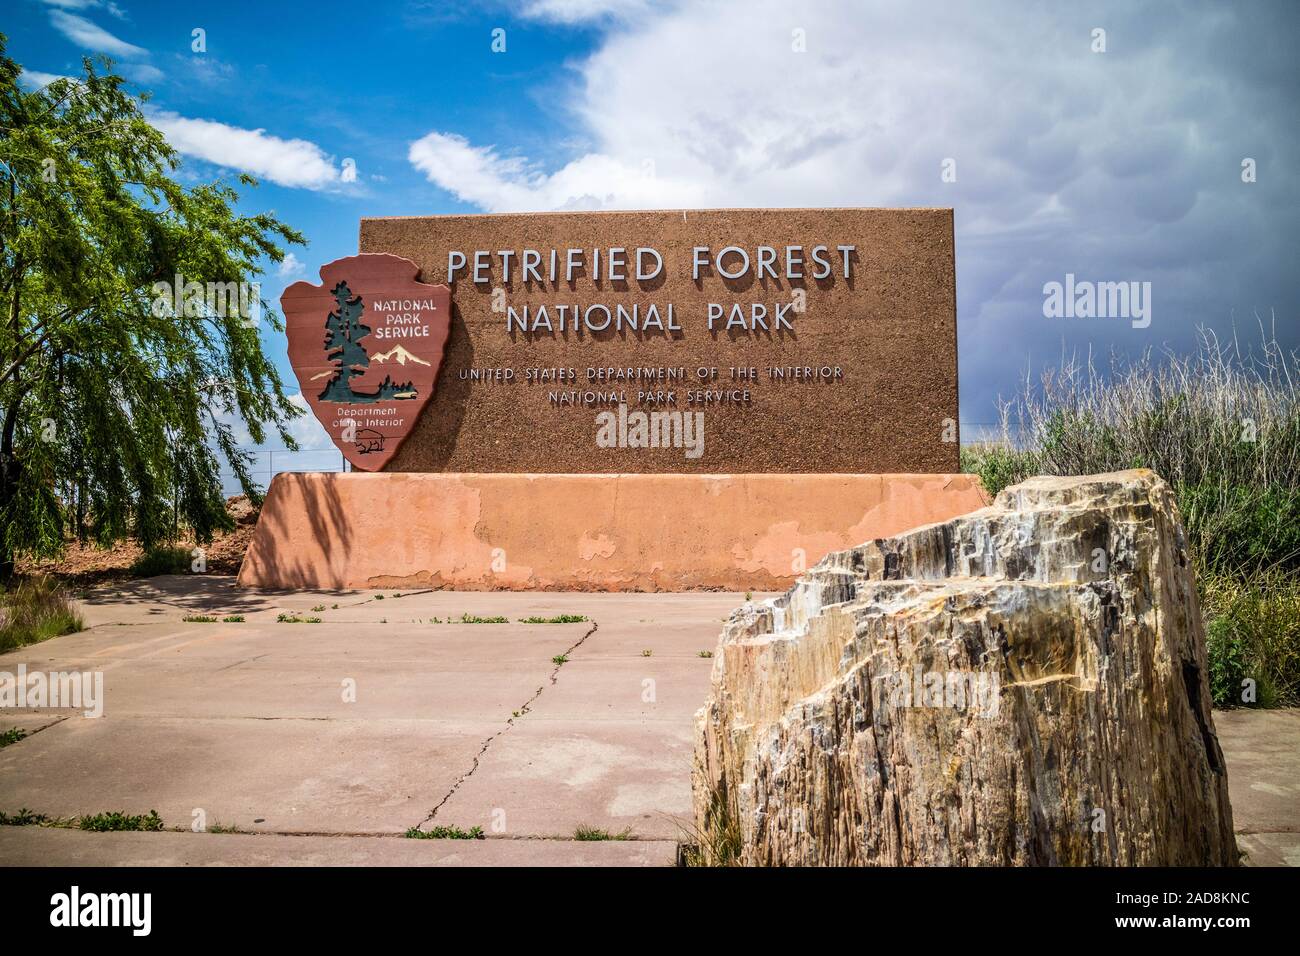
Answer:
top-left (404, 824), bottom-right (484, 840)
top-left (0, 573), bottom-right (83, 651)
top-left (276, 613), bottom-right (320, 623)
top-left (0, 36), bottom-right (305, 572)
top-left (1201, 570), bottom-right (1300, 708)
top-left (0, 807), bottom-right (48, 826)
top-left (182, 614), bottom-right (216, 623)
top-left (518, 614), bottom-right (587, 624)
top-left (78, 809), bottom-right (163, 832)
top-left (982, 329), bottom-right (1300, 572)
top-left (573, 825), bottom-right (632, 841)
top-left (1181, 483), bottom-right (1300, 576)
top-left (222, 615), bottom-right (244, 623)
top-left (0, 727), bottom-right (27, 747)
top-left (551, 654), bottom-right (568, 665)
top-left (959, 444), bottom-right (1040, 497)
top-left (458, 612), bottom-right (508, 623)
top-left (128, 546), bottom-right (191, 577)
top-left (1206, 617), bottom-right (1248, 708)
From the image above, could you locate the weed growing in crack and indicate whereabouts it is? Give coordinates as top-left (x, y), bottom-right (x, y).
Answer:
top-left (404, 825), bottom-right (484, 840)
top-left (574, 825), bottom-right (632, 841)
top-left (78, 810), bottom-right (163, 832)
top-left (0, 807), bottom-right (49, 826)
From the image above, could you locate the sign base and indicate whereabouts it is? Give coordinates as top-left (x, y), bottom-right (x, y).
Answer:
top-left (236, 472), bottom-right (987, 592)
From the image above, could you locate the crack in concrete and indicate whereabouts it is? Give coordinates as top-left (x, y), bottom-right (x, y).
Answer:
top-left (411, 620), bottom-right (600, 833)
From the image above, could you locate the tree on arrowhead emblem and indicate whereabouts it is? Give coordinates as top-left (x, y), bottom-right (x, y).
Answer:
top-left (318, 280), bottom-right (416, 403)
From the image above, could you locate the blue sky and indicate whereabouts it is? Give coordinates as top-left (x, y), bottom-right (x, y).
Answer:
top-left (8, 0), bottom-right (1299, 480)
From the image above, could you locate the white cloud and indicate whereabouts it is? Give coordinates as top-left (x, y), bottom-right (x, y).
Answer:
top-left (149, 111), bottom-right (354, 190)
top-left (518, 0), bottom-right (654, 24)
top-left (282, 394), bottom-right (333, 450)
top-left (41, 0), bottom-right (127, 19)
top-left (48, 10), bottom-right (146, 58)
top-left (408, 131), bottom-right (703, 211)
top-left (277, 252), bottom-right (306, 278)
top-left (407, 0), bottom-right (1299, 420)
top-left (122, 62), bottom-right (164, 84)
top-left (18, 69), bottom-right (73, 88)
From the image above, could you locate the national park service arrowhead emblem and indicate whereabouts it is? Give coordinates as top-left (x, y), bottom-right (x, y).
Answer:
top-left (283, 253), bottom-right (450, 471)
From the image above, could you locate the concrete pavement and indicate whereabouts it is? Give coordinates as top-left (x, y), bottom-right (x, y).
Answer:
top-left (1, 575), bottom-right (1295, 865)
top-left (0, 577), bottom-right (737, 864)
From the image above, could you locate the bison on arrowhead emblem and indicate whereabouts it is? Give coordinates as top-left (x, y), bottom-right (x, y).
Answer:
top-left (283, 253), bottom-right (450, 471)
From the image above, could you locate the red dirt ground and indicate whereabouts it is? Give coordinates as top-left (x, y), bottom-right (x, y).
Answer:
top-left (16, 496), bottom-right (258, 586)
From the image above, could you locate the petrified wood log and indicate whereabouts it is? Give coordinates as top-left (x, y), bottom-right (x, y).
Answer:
top-left (694, 470), bottom-right (1237, 865)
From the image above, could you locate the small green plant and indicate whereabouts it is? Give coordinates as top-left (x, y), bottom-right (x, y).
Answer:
top-left (311, 605), bottom-right (325, 612)
top-left (518, 614), bottom-right (588, 624)
top-left (573, 825), bottom-right (632, 841)
top-left (276, 613), bottom-right (321, 624)
top-left (182, 614), bottom-right (217, 623)
top-left (0, 575), bottom-right (84, 652)
top-left (0, 807), bottom-right (49, 826)
top-left (128, 546), bottom-right (193, 578)
top-left (641, 649), bottom-right (653, 657)
top-left (404, 824), bottom-right (484, 840)
top-left (744, 591), bottom-right (752, 602)
top-left (698, 650), bottom-right (714, 658)
top-left (374, 594), bottom-right (384, 600)
top-left (207, 822), bottom-right (240, 834)
top-left (222, 615), bottom-right (244, 623)
top-left (78, 810), bottom-right (163, 832)
top-left (331, 604), bottom-right (339, 609)
top-left (0, 728), bottom-right (28, 748)
top-left (552, 654), bottom-right (568, 665)
top-left (459, 613), bottom-right (509, 624)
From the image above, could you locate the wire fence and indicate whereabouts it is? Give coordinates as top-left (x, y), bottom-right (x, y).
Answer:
top-left (219, 447), bottom-right (346, 497)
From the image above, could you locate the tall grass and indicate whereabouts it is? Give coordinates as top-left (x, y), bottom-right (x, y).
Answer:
top-left (971, 326), bottom-right (1299, 575)
top-left (0, 575), bottom-right (85, 652)
top-left (963, 325), bottom-right (1300, 707)
top-left (680, 783), bottom-right (743, 867)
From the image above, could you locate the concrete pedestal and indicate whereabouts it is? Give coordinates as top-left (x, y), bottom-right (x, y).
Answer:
top-left (236, 472), bottom-right (988, 592)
